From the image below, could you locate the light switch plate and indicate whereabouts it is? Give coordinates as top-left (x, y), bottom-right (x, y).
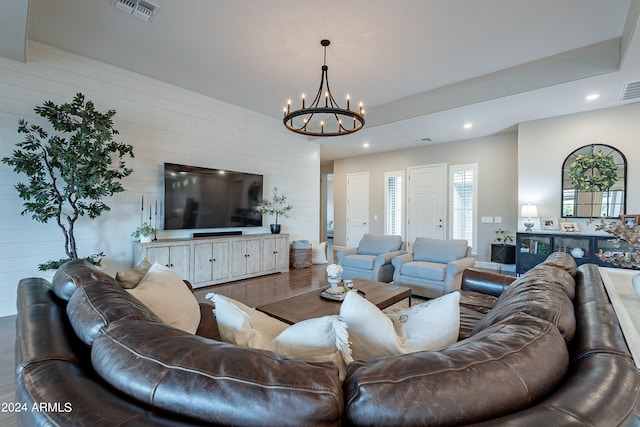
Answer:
top-left (481, 216), bottom-right (494, 224)
top-left (494, 216), bottom-right (503, 223)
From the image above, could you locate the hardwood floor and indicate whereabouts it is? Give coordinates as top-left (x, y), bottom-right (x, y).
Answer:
top-left (0, 251), bottom-right (336, 427)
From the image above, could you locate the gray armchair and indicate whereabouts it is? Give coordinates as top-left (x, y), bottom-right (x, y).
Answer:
top-left (392, 237), bottom-right (475, 298)
top-left (337, 234), bottom-right (406, 283)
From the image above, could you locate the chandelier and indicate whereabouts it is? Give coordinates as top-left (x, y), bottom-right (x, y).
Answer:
top-left (283, 39), bottom-right (365, 137)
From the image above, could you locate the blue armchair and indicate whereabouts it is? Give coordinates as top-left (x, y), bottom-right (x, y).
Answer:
top-left (337, 234), bottom-right (406, 283)
top-left (392, 237), bottom-right (475, 298)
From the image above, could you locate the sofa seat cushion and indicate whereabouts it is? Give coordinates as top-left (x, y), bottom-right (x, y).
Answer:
top-left (339, 291), bottom-right (460, 360)
top-left (126, 263), bottom-right (201, 334)
top-left (400, 261), bottom-right (446, 281)
top-left (206, 293), bottom-right (352, 380)
top-left (459, 306), bottom-right (486, 340)
top-left (413, 237), bottom-right (468, 263)
top-left (342, 254), bottom-right (376, 270)
top-left (358, 234), bottom-right (402, 255)
top-left (459, 290), bottom-right (498, 314)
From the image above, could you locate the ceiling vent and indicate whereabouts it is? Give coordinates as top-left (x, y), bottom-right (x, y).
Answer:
top-left (111, 0), bottom-right (160, 22)
top-left (621, 80), bottom-right (640, 102)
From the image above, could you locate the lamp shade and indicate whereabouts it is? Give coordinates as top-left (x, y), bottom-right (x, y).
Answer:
top-left (521, 204), bottom-right (538, 218)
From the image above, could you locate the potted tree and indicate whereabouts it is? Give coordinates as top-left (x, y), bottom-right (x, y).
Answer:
top-left (254, 186), bottom-right (293, 234)
top-left (2, 93), bottom-right (134, 271)
top-left (491, 228), bottom-right (516, 265)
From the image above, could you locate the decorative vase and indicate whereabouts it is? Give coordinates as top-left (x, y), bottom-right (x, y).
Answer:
top-left (570, 247), bottom-right (584, 258)
top-left (140, 235), bottom-right (152, 243)
top-left (632, 274), bottom-right (640, 297)
top-left (270, 224), bottom-right (281, 234)
top-left (328, 276), bottom-right (341, 290)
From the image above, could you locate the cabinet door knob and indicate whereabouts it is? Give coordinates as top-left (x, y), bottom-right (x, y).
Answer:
top-left (209, 259), bottom-right (213, 263)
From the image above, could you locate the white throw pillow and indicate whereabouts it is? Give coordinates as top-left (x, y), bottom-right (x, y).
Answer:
top-left (127, 262), bottom-right (201, 334)
top-left (206, 293), bottom-right (352, 380)
top-left (339, 290), bottom-right (460, 360)
top-left (312, 241), bottom-right (328, 264)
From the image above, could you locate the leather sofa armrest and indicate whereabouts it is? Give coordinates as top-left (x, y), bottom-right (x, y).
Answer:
top-left (461, 267), bottom-right (516, 297)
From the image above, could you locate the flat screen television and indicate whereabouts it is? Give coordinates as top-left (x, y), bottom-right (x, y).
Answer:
top-left (164, 163), bottom-right (263, 230)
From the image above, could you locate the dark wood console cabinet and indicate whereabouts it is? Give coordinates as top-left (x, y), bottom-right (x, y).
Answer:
top-left (516, 232), bottom-right (634, 274)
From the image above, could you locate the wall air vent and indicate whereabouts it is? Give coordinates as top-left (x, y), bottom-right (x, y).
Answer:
top-left (111, 0), bottom-right (160, 22)
top-left (621, 80), bottom-right (640, 102)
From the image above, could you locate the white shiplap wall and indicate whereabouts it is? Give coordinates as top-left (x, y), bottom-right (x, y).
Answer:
top-left (0, 41), bottom-right (320, 317)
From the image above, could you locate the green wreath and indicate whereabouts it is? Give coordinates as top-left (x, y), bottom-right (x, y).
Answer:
top-left (568, 150), bottom-right (618, 192)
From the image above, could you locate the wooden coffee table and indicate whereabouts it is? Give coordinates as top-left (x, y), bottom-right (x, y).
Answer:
top-left (256, 278), bottom-right (412, 324)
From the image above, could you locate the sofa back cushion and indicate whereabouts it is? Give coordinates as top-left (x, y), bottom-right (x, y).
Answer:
top-left (67, 280), bottom-right (160, 345)
top-left (92, 320), bottom-right (344, 426)
top-left (343, 312), bottom-right (569, 426)
top-left (52, 259), bottom-right (118, 301)
top-left (413, 238), bottom-right (469, 263)
top-left (471, 253), bottom-right (577, 342)
top-left (358, 234), bottom-right (402, 255)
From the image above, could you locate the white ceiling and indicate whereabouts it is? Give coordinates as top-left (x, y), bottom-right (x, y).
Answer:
top-left (8, 0), bottom-right (640, 162)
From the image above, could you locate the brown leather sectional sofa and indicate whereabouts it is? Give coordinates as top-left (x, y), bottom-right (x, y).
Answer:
top-left (15, 253), bottom-right (640, 426)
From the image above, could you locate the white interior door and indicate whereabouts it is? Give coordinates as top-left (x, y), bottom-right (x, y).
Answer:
top-left (346, 172), bottom-right (369, 247)
top-left (407, 164), bottom-right (446, 246)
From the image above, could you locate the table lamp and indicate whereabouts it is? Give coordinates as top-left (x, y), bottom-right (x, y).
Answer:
top-left (521, 204), bottom-right (538, 232)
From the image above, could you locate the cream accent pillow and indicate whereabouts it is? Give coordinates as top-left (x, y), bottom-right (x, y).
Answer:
top-left (116, 258), bottom-right (152, 289)
top-left (127, 262), bottom-right (201, 334)
top-left (339, 290), bottom-right (460, 360)
top-left (312, 241), bottom-right (328, 264)
top-left (206, 293), bottom-right (352, 380)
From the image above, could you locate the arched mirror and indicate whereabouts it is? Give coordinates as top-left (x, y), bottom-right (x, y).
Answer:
top-left (562, 144), bottom-right (626, 218)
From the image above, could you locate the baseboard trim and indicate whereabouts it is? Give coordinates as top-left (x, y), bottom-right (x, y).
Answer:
top-left (474, 260), bottom-right (516, 273)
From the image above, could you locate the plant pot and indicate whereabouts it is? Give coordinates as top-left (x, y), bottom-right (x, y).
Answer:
top-left (270, 224), bottom-right (281, 234)
top-left (491, 244), bottom-right (516, 264)
top-left (140, 235), bottom-right (152, 243)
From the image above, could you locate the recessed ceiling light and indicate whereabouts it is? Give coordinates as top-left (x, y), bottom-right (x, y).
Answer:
top-left (585, 93), bottom-right (600, 101)
top-left (362, 142), bottom-right (370, 148)
top-left (463, 123), bottom-right (473, 129)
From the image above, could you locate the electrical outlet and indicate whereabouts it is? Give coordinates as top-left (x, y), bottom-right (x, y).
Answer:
top-left (494, 216), bottom-right (503, 224)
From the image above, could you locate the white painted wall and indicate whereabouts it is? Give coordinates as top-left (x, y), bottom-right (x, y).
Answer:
top-left (333, 133), bottom-right (519, 261)
top-left (0, 42), bottom-right (320, 317)
top-left (518, 102), bottom-right (640, 233)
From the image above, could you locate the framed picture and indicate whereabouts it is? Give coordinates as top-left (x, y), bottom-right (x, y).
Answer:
top-left (560, 222), bottom-right (579, 233)
top-left (540, 217), bottom-right (559, 230)
top-left (621, 215), bottom-right (640, 228)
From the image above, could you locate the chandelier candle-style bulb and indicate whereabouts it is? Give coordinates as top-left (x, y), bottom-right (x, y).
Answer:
top-left (282, 39), bottom-right (365, 137)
